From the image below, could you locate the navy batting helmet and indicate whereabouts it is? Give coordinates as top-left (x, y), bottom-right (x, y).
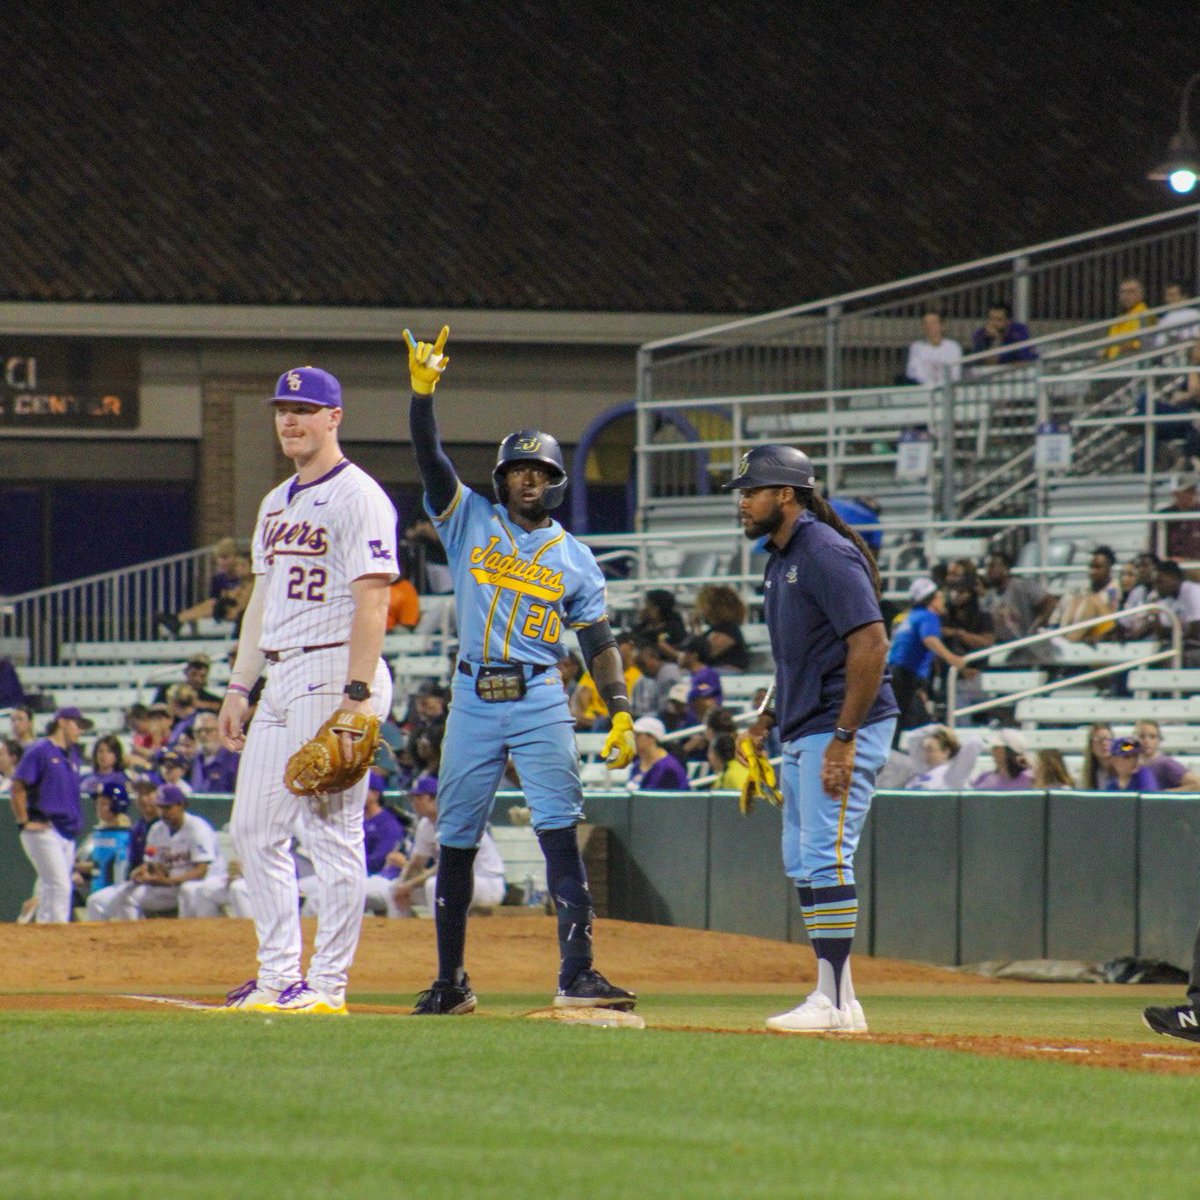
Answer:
top-left (493, 429), bottom-right (568, 510)
top-left (723, 444), bottom-right (817, 491)
top-left (100, 780), bottom-right (130, 815)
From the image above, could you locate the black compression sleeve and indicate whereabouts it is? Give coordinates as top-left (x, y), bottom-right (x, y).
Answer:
top-left (409, 393), bottom-right (460, 515)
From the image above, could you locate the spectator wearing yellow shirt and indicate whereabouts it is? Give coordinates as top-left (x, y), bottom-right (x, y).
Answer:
top-left (706, 732), bottom-right (750, 792)
top-left (571, 632), bottom-right (643, 731)
top-left (1105, 277), bottom-right (1153, 359)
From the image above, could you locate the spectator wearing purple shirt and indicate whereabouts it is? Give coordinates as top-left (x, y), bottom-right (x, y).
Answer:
top-left (970, 304), bottom-right (1037, 365)
top-left (1106, 736), bottom-right (1160, 793)
top-left (628, 718), bottom-right (690, 790)
top-left (1134, 719), bottom-right (1200, 792)
top-left (363, 774), bottom-right (406, 875)
top-left (9, 706), bottom-right (92, 923)
top-left (188, 712), bottom-right (240, 793)
top-left (364, 772), bottom-right (422, 916)
top-left (970, 729), bottom-right (1035, 790)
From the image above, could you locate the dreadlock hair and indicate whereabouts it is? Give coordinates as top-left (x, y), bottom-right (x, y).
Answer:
top-left (803, 490), bottom-right (883, 598)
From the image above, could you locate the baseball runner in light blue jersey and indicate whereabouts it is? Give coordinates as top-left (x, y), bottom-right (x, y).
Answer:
top-left (404, 325), bottom-right (638, 1016)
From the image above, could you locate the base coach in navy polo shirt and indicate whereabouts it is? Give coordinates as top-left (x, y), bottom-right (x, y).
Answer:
top-left (728, 445), bottom-right (898, 1034)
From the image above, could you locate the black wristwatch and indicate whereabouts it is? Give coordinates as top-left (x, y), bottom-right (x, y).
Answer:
top-left (343, 680), bottom-right (372, 702)
top-left (833, 727), bottom-right (857, 743)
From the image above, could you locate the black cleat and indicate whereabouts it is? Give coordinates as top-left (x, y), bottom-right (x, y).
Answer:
top-left (554, 967), bottom-right (637, 1011)
top-left (412, 976), bottom-right (477, 1015)
top-left (1143, 1003), bottom-right (1200, 1043)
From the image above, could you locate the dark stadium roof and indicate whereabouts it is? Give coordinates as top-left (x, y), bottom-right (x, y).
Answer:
top-left (2, 2), bottom-right (1198, 314)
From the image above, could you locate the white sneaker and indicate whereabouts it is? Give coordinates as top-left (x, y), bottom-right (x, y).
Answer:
top-left (273, 981), bottom-right (348, 1015)
top-left (209, 980), bottom-right (282, 1013)
top-left (766, 990), bottom-right (858, 1034)
top-left (846, 998), bottom-right (868, 1033)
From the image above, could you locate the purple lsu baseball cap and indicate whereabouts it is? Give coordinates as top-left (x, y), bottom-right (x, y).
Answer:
top-left (271, 366), bottom-right (342, 408)
top-left (55, 706), bottom-right (95, 731)
top-left (156, 784), bottom-right (188, 807)
top-left (411, 774), bottom-right (438, 796)
top-left (368, 771), bottom-right (387, 793)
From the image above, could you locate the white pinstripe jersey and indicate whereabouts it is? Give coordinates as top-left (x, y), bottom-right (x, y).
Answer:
top-left (426, 482), bottom-right (607, 665)
top-left (253, 460), bottom-right (398, 651)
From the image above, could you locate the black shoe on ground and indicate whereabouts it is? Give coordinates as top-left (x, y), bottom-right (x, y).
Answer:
top-left (554, 967), bottom-right (637, 1011)
top-left (1143, 1003), bottom-right (1200, 1042)
top-left (412, 976), bottom-right (477, 1015)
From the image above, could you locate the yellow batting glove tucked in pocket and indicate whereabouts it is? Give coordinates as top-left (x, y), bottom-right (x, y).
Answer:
top-left (737, 734), bottom-right (782, 815)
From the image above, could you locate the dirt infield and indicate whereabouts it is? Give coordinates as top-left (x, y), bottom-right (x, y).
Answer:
top-left (2, 917), bottom-right (1196, 1074)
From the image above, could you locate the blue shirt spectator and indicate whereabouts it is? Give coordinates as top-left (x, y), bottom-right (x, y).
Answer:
top-left (970, 306), bottom-right (1037, 364)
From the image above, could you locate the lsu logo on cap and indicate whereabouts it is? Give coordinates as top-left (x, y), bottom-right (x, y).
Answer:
top-left (513, 435), bottom-right (542, 453)
top-left (286, 371), bottom-right (303, 392)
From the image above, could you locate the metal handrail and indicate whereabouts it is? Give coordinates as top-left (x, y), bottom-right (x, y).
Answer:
top-left (944, 602), bottom-right (1183, 722)
top-left (642, 205), bottom-right (1200, 351)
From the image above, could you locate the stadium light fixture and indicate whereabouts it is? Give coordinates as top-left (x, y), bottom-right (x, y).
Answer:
top-left (1149, 70), bottom-right (1200, 195)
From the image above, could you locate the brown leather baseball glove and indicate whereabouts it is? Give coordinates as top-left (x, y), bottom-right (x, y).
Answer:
top-left (284, 708), bottom-right (381, 797)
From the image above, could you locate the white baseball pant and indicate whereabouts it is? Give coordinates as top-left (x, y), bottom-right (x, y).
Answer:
top-left (19, 827), bottom-right (77, 923)
top-left (178, 875), bottom-right (254, 918)
top-left (230, 649), bottom-right (392, 995)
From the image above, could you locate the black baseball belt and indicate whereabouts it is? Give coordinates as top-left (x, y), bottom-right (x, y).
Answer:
top-left (457, 659), bottom-right (551, 702)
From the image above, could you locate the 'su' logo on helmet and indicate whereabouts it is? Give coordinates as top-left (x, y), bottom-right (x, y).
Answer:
top-left (514, 435), bottom-right (542, 453)
top-left (737, 452), bottom-right (751, 475)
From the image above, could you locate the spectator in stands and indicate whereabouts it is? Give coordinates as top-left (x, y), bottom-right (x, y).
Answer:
top-left (1104, 277), bottom-right (1153, 359)
top-left (127, 704), bottom-right (173, 771)
top-left (1154, 282), bottom-right (1200, 348)
top-left (886, 579), bottom-right (971, 737)
top-left (1033, 749), bottom-right (1076, 789)
top-left (970, 729), bottom-right (1034, 789)
top-left (906, 726), bottom-right (965, 790)
top-left (9, 707), bottom-right (91, 923)
top-left (970, 303), bottom-right (1036, 365)
top-left (616, 630), bottom-right (643, 699)
top-left (705, 731), bottom-right (750, 792)
top-left (1105, 736), bottom-right (1158, 793)
top-left (386, 576), bottom-right (420, 631)
top-left (980, 550), bottom-right (1056, 644)
top-left (156, 537), bottom-right (249, 637)
top-left (681, 706), bottom-right (738, 766)
top-left (0, 736), bottom-right (22, 797)
top-left (1117, 552), bottom-right (1160, 638)
top-left (902, 311), bottom-right (962, 387)
top-left (632, 589), bottom-right (689, 651)
top-left (751, 686), bottom-right (783, 759)
top-left (388, 775), bottom-right (506, 916)
top-left (1133, 719), bottom-right (1200, 792)
top-left (164, 683), bottom-right (199, 743)
top-left (829, 496), bottom-right (883, 556)
top-left (401, 514), bottom-right (452, 594)
top-left (156, 750), bottom-right (194, 796)
top-left (80, 734), bottom-right (130, 801)
top-left (1081, 722), bottom-right (1115, 790)
top-left (188, 712), bottom-right (239, 793)
top-left (1051, 546), bottom-right (1120, 642)
top-left (678, 637), bottom-right (723, 718)
top-left (661, 681), bottom-right (692, 734)
top-left (692, 584), bottom-right (750, 673)
top-left (555, 652), bottom-right (585, 705)
top-left (628, 717), bottom-right (690, 790)
top-left (153, 654), bottom-right (222, 714)
top-left (631, 637), bottom-right (683, 718)
top-left (1152, 559), bottom-right (1200, 665)
top-left (9, 704), bottom-right (36, 752)
top-left (939, 576), bottom-right (996, 708)
top-left (568, 664), bottom-right (610, 731)
top-left (1155, 473), bottom-right (1200, 563)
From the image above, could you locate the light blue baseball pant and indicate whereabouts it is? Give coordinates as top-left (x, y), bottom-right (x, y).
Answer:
top-left (779, 717), bottom-right (896, 888)
top-left (437, 663), bottom-right (584, 848)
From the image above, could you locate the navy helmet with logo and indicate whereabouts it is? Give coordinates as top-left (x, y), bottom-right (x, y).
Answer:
top-left (493, 429), bottom-right (568, 509)
top-left (723, 444), bottom-right (817, 492)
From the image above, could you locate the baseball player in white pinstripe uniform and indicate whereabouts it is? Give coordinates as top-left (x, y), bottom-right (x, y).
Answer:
top-left (214, 366), bottom-right (397, 1015)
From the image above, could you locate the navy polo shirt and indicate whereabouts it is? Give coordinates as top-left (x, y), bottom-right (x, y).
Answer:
top-left (762, 513), bottom-right (897, 741)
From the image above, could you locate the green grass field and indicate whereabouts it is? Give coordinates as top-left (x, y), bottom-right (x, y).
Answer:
top-left (1, 991), bottom-right (1198, 1199)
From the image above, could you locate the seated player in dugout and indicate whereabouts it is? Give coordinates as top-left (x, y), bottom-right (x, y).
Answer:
top-left (403, 324), bottom-right (637, 1016)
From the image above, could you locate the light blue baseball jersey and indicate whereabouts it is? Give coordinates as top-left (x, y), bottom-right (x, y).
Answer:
top-left (426, 482), bottom-right (608, 664)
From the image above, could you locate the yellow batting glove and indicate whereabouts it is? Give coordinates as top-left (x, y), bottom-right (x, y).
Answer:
top-left (602, 711), bottom-right (636, 769)
top-left (403, 325), bottom-right (450, 395)
top-left (737, 734), bottom-right (782, 815)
